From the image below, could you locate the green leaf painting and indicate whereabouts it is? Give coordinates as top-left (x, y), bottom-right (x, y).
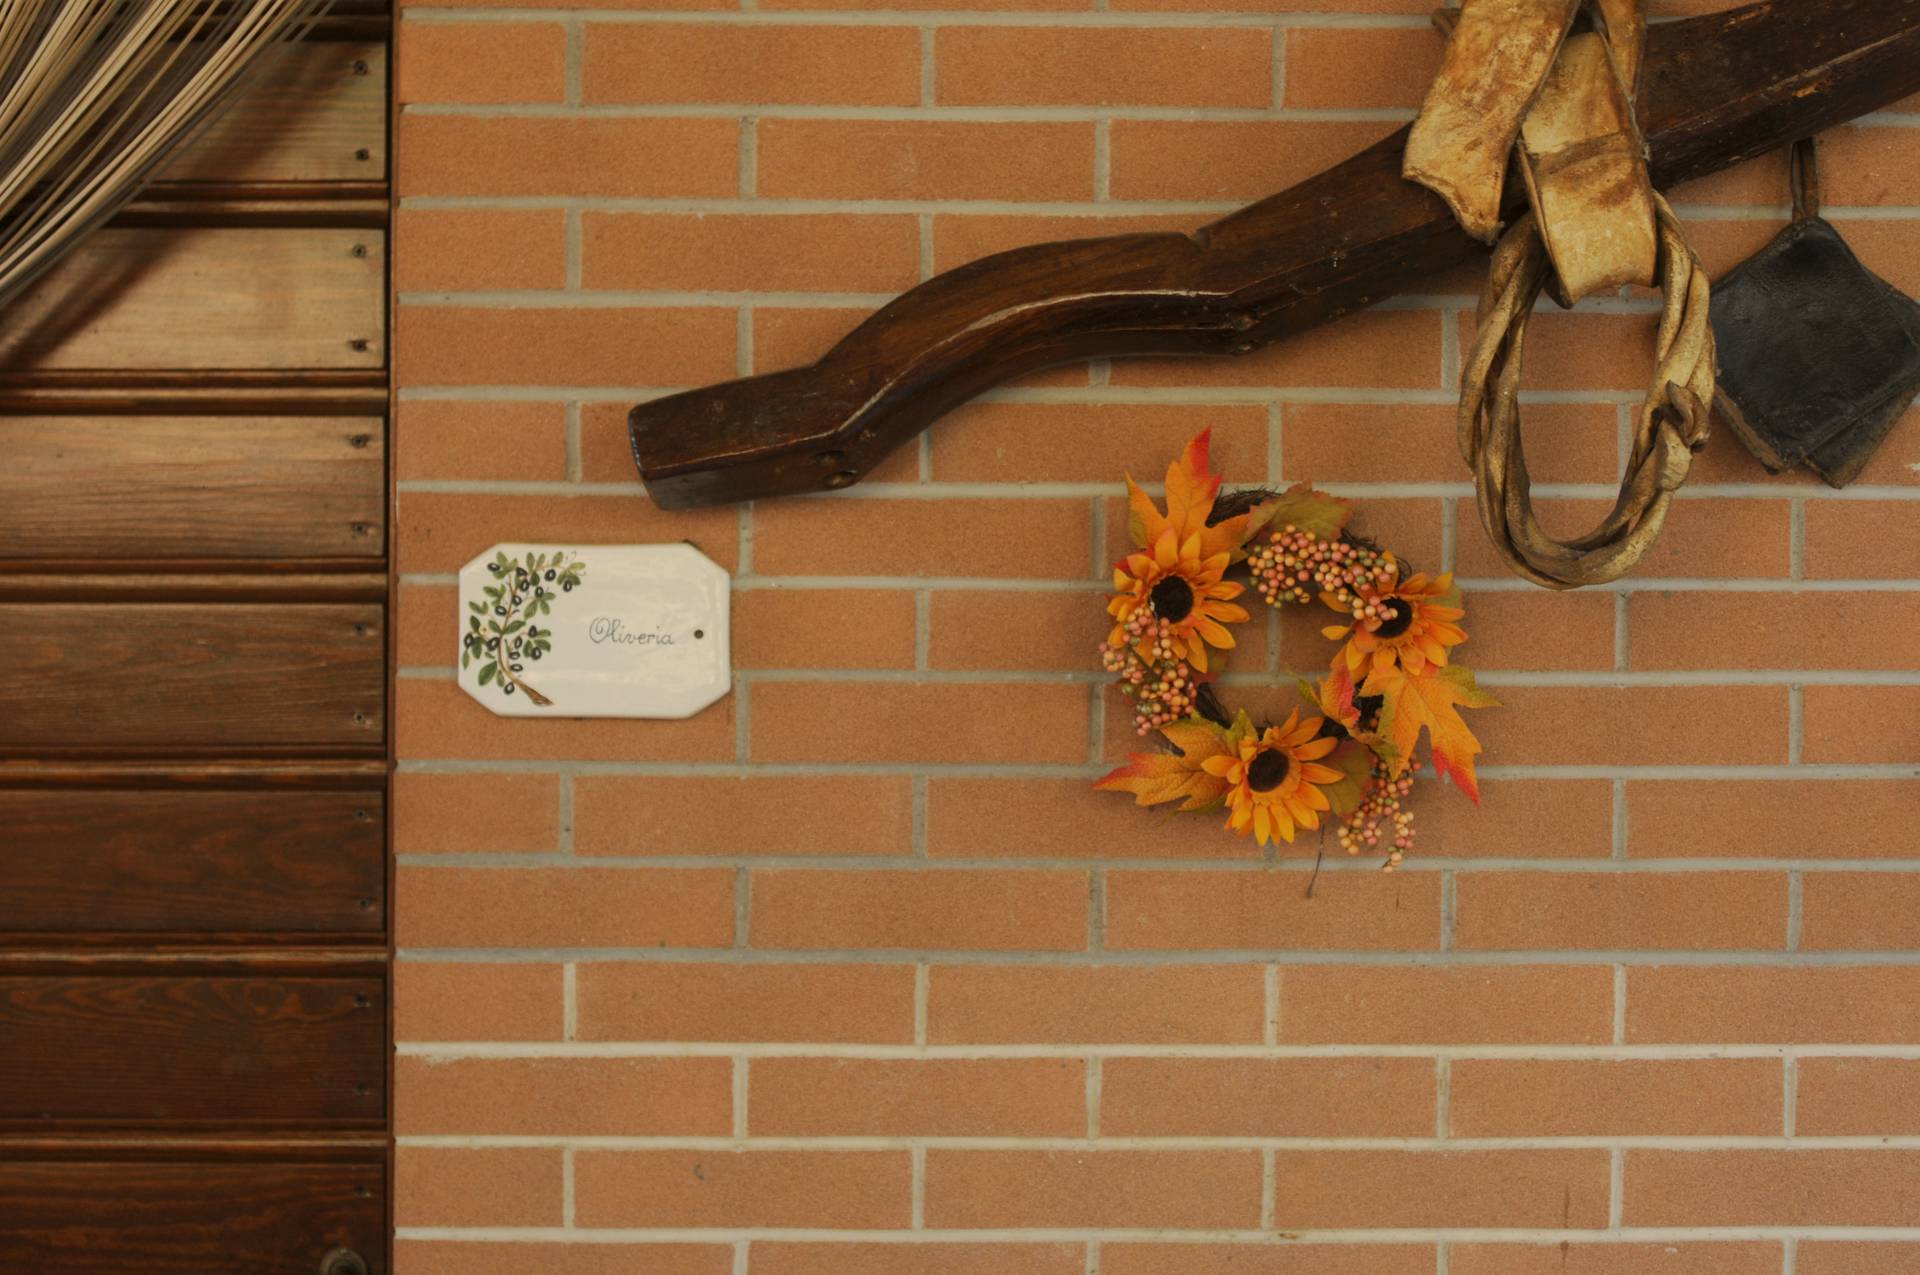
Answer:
top-left (462, 550), bottom-right (587, 707)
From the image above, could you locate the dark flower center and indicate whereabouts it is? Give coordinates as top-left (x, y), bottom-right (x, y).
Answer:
top-left (1372, 599), bottom-right (1415, 639)
top-left (1149, 576), bottom-right (1196, 624)
top-left (1246, 748), bottom-right (1291, 792)
top-left (1355, 694), bottom-right (1385, 725)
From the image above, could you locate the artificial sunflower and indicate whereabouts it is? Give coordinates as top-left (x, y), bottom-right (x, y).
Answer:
top-left (1321, 569), bottom-right (1467, 678)
top-left (1201, 708), bottom-right (1343, 846)
top-left (1108, 528), bottom-right (1249, 673)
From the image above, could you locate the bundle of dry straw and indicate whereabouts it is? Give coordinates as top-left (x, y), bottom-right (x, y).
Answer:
top-left (0, 0), bottom-right (323, 311)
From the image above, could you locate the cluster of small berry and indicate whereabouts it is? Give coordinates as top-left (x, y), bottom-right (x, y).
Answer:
top-left (1247, 524), bottom-right (1397, 611)
top-left (1101, 608), bottom-right (1201, 735)
top-left (1338, 751), bottom-right (1418, 870)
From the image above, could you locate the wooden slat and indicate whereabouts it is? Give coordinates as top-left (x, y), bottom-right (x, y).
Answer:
top-left (0, 227), bottom-right (384, 372)
top-left (0, 575), bottom-right (390, 603)
top-left (0, 791), bottom-right (384, 943)
top-left (0, 976), bottom-right (384, 1129)
top-left (0, 1159), bottom-right (383, 1272)
top-left (0, 604), bottom-right (384, 755)
top-left (157, 43), bottom-right (386, 188)
top-left (1, 416), bottom-right (384, 562)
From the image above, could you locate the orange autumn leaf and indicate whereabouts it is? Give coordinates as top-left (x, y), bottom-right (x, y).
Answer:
top-left (1125, 428), bottom-right (1273, 563)
top-left (1094, 715), bottom-right (1237, 813)
top-left (1362, 662), bottom-right (1498, 804)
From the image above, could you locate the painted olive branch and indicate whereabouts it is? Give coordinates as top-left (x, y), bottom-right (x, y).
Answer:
top-left (464, 550), bottom-right (587, 707)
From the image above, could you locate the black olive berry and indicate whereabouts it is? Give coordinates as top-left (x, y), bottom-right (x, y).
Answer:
top-left (487, 638), bottom-right (499, 651)
top-left (494, 605), bottom-right (505, 616)
top-left (504, 684), bottom-right (516, 695)
top-left (545, 569), bottom-right (556, 581)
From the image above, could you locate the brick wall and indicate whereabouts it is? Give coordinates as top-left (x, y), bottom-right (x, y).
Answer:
top-left (391, 1), bottom-right (1920, 1270)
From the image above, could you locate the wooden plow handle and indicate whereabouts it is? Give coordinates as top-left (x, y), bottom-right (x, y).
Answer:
top-left (630, 0), bottom-right (1920, 511)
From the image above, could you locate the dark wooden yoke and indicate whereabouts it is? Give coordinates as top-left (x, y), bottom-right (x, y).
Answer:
top-left (630, 0), bottom-right (1920, 510)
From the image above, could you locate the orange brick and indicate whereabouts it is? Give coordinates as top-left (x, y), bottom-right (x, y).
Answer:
top-left (1283, 402), bottom-right (1618, 486)
top-left (749, 1057), bottom-right (1085, 1136)
top-left (928, 964), bottom-right (1265, 1044)
top-left (583, 24), bottom-right (919, 105)
top-left (1631, 592), bottom-right (1914, 669)
top-left (751, 868), bottom-right (1088, 951)
top-left (1473, 685), bottom-right (1789, 767)
top-left (931, 211), bottom-right (1201, 273)
top-left (749, 305), bottom-right (871, 373)
top-left (750, 1247), bottom-right (1082, 1275)
top-left (396, 679), bottom-right (737, 764)
top-left (574, 775), bottom-right (914, 857)
top-left (750, 679), bottom-right (1088, 765)
top-left (1448, 1243), bottom-right (1782, 1275)
top-left (1805, 501), bottom-right (1920, 579)
top-left (397, 20), bottom-right (566, 104)
top-left (393, 771), bottom-right (561, 854)
top-left (1457, 308), bottom-right (1674, 392)
top-left (925, 1149), bottom-right (1262, 1229)
top-left (752, 497), bottom-right (1090, 579)
top-left (933, 401), bottom-right (1268, 484)
top-left (1110, 119), bottom-right (1397, 202)
top-left (575, 1149), bottom-right (911, 1228)
top-left (395, 1056), bottom-right (732, 1135)
top-left (1450, 1059), bottom-right (1782, 1136)
top-left (1272, 1150), bottom-right (1610, 1229)
top-left (1824, 125), bottom-right (1920, 206)
top-left (758, 119), bottom-right (1096, 201)
top-left (396, 582), bottom-right (456, 667)
top-left (931, 590), bottom-right (1156, 673)
top-left (1102, 1056), bottom-right (1435, 1137)
top-left (1414, 778), bottom-right (1614, 858)
top-left (1841, 220), bottom-right (1920, 300)
top-left (1453, 589), bottom-right (1615, 670)
top-left (928, 776), bottom-right (1262, 861)
top-left (394, 491), bottom-right (738, 574)
top-left (1804, 686), bottom-right (1920, 764)
top-left (394, 209), bottom-right (568, 293)
top-left (394, 400), bottom-right (569, 482)
top-left (576, 962), bottom-right (915, 1043)
top-left (1102, 1247), bottom-right (1435, 1275)
top-left (938, 27), bottom-right (1271, 107)
top-left (395, 1146), bottom-right (563, 1228)
top-left (1113, 0), bottom-right (1429, 9)
top-left (1668, 147), bottom-right (1786, 208)
top-left (398, 115), bottom-right (738, 198)
top-left (1799, 1244), bottom-right (1920, 1275)
top-left (735, 588), bottom-right (917, 671)
top-left (1284, 26), bottom-right (1441, 108)
top-left (1105, 869), bottom-right (1442, 951)
top-left (395, 962), bottom-right (564, 1042)
top-left (1627, 779), bottom-right (1920, 858)
top-left (1111, 308), bottom-right (1443, 390)
top-left (1452, 871), bottom-right (1787, 951)
top-left (397, 304), bottom-right (736, 388)
top-left (1453, 498), bottom-right (1791, 579)
top-left (582, 213), bottom-right (921, 294)
top-left (1801, 873), bottom-right (1920, 950)
top-left (394, 1243), bottom-right (731, 1275)
top-left (1624, 1149), bottom-right (1920, 1226)
top-left (1278, 965), bottom-right (1614, 1044)
top-left (1797, 1058), bottom-right (1920, 1135)
top-left (395, 866), bottom-right (734, 948)
top-left (1627, 967), bottom-right (1920, 1043)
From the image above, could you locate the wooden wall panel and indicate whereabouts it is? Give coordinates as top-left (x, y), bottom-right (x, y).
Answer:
top-left (0, 228), bottom-right (385, 372)
top-left (0, 790), bottom-right (385, 941)
top-left (0, 1159), bottom-right (384, 1274)
top-left (0, 604), bottom-right (384, 754)
top-left (159, 43), bottom-right (387, 186)
top-left (0, 976), bottom-right (385, 1128)
top-left (1, 416), bottom-right (385, 561)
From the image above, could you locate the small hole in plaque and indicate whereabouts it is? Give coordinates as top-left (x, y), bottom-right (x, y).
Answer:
top-left (694, 629), bottom-right (704, 640)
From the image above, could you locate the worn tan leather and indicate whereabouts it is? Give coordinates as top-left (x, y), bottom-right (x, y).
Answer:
top-left (1404, 0), bottom-right (1581, 243)
top-left (1459, 195), bottom-right (1716, 589)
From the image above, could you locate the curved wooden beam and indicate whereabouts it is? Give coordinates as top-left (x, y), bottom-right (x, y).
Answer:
top-left (630, 0), bottom-right (1920, 510)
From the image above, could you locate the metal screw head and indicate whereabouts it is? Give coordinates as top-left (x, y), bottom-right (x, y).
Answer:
top-left (351, 59), bottom-right (368, 75)
top-left (351, 243), bottom-right (367, 258)
top-left (354, 147), bottom-right (370, 161)
top-left (321, 1247), bottom-right (369, 1275)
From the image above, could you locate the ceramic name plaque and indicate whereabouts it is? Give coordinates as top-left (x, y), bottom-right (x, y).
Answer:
top-left (457, 543), bottom-right (730, 719)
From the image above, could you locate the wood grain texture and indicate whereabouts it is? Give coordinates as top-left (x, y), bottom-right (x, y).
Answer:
top-left (0, 1158), bottom-right (383, 1273)
top-left (0, 416), bottom-right (383, 561)
top-left (158, 43), bottom-right (386, 188)
top-left (0, 790), bottom-right (384, 942)
top-left (0, 604), bottom-right (384, 755)
top-left (0, 976), bottom-right (384, 1129)
top-left (627, 0), bottom-right (1920, 508)
top-left (0, 227), bottom-right (384, 372)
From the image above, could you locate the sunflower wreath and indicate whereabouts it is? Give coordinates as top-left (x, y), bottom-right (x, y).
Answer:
top-left (1096, 430), bottom-right (1497, 868)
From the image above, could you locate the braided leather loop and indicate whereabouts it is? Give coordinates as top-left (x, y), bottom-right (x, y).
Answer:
top-left (1458, 193), bottom-right (1716, 589)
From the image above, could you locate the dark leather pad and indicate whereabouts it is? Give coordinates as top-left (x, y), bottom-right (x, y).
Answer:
top-left (1710, 216), bottom-right (1920, 481)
